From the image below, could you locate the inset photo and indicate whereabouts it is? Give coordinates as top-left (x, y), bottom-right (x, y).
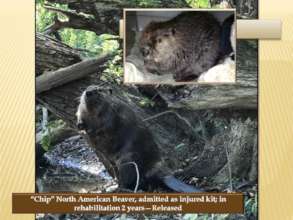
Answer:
top-left (124, 9), bottom-right (236, 84)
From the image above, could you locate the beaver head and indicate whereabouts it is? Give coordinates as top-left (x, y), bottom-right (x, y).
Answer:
top-left (76, 86), bottom-right (112, 133)
top-left (139, 22), bottom-right (178, 74)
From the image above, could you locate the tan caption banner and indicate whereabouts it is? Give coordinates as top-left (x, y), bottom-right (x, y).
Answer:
top-left (12, 193), bottom-right (244, 214)
top-left (237, 19), bottom-right (282, 39)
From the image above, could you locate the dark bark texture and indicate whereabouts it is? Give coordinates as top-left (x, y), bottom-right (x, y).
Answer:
top-left (36, 54), bottom-right (112, 94)
top-left (36, 33), bottom-right (81, 76)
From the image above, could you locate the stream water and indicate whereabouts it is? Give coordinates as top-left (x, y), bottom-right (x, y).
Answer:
top-left (37, 135), bottom-right (117, 193)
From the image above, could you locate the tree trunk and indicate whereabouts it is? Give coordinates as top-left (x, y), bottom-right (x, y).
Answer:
top-left (36, 33), bottom-right (81, 76)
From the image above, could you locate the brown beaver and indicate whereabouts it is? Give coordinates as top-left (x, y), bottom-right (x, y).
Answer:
top-left (139, 12), bottom-right (221, 82)
top-left (76, 86), bottom-right (202, 192)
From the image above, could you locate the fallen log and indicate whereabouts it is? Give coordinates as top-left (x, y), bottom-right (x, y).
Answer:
top-left (36, 33), bottom-right (81, 76)
top-left (36, 54), bottom-right (112, 94)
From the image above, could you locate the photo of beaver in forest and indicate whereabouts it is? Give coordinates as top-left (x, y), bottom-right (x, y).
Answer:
top-left (76, 85), bottom-right (203, 193)
top-left (124, 10), bottom-right (236, 84)
top-left (35, 0), bottom-right (258, 219)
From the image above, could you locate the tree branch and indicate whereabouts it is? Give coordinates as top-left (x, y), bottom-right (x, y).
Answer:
top-left (44, 4), bottom-right (97, 20)
top-left (36, 53), bottom-right (113, 94)
top-left (43, 5), bottom-right (116, 35)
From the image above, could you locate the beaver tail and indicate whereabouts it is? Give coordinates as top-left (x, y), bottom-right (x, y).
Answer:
top-left (161, 175), bottom-right (203, 193)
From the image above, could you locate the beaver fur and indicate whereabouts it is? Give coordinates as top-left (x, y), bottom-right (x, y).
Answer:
top-left (76, 86), bottom-right (202, 192)
top-left (139, 12), bottom-right (221, 82)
